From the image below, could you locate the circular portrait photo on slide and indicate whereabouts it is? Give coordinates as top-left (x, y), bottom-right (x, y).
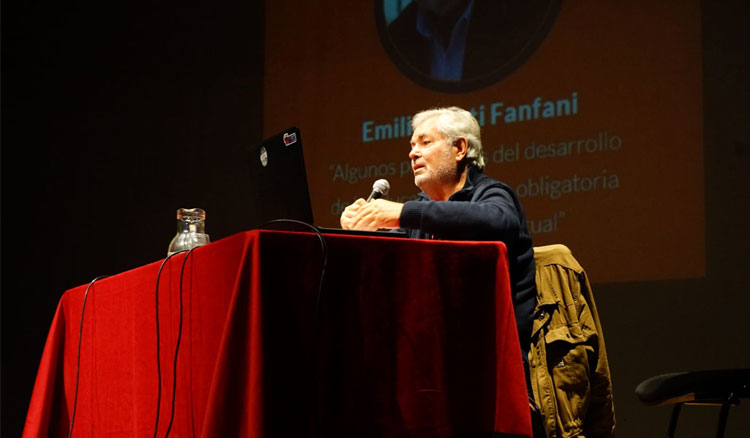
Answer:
top-left (376, 0), bottom-right (561, 93)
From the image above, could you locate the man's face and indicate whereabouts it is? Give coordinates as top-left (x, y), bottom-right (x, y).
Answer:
top-left (409, 117), bottom-right (458, 193)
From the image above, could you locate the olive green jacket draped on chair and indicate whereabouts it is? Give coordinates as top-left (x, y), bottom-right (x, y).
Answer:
top-left (529, 245), bottom-right (615, 438)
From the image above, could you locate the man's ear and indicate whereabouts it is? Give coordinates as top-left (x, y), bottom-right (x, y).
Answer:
top-left (453, 137), bottom-right (468, 162)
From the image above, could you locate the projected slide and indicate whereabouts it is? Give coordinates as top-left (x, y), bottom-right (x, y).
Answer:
top-left (263, 0), bottom-right (703, 283)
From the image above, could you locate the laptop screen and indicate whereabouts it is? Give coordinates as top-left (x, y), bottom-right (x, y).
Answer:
top-left (248, 126), bottom-right (314, 229)
top-left (248, 127), bottom-right (407, 237)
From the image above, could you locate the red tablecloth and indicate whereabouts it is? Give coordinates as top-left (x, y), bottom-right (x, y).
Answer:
top-left (24, 230), bottom-right (531, 437)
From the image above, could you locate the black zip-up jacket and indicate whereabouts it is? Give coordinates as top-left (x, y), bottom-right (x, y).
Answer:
top-left (398, 166), bottom-right (536, 356)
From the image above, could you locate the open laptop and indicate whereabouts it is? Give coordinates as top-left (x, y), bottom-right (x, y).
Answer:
top-left (248, 127), bottom-right (407, 237)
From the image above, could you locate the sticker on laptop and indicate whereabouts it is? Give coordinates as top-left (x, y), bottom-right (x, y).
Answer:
top-left (259, 145), bottom-right (268, 167)
top-left (283, 132), bottom-right (297, 146)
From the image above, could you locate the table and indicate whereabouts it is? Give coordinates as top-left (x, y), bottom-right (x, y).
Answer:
top-left (24, 230), bottom-right (531, 437)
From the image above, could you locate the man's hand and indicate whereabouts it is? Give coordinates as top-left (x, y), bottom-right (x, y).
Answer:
top-left (340, 198), bottom-right (367, 229)
top-left (340, 199), bottom-right (403, 231)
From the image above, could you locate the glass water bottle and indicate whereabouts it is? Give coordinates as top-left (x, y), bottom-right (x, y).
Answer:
top-left (167, 208), bottom-right (210, 255)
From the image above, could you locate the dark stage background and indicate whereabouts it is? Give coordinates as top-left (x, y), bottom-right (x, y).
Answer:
top-left (2, 1), bottom-right (749, 437)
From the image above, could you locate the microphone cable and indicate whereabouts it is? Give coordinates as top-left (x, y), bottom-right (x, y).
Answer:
top-left (163, 246), bottom-right (197, 437)
top-left (152, 248), bottom-right (192, 438)
top-left (259, 219), bottom-right (328, 311)
top-left (258, 219), bottom-right (329, 437)
top-left (67, 274), bottom-right (109, 438)
top-left (152, 249), bottom-right (186, 438)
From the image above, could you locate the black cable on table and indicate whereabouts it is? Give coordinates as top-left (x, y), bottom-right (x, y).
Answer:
top-left (163, 246), bottom-right (197, 438)
top-left (153, 249), bottom-right (188, 438)
top-left (67, 274), bottom-right (108, 438)
top-left (258, 219), bottom-right (329, 437)
top-left (259, 219), bottom-right (328, 310)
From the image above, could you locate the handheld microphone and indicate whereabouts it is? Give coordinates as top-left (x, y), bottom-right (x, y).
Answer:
top-left (366, 179), bottom-right (390, 202)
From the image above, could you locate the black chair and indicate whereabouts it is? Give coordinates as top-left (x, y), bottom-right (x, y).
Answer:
top-left (635, 369), bottom-right (750, 438)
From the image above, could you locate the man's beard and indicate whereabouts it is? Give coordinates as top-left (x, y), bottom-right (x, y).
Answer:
top-left (414, 157), bottom-right (458, 195)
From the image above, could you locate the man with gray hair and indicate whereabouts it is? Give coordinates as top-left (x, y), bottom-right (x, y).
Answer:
top-left (341, 106), bottom-right (536, 362)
